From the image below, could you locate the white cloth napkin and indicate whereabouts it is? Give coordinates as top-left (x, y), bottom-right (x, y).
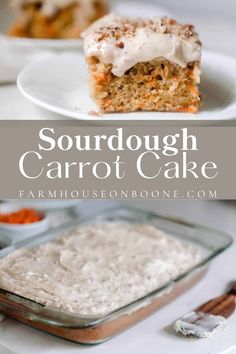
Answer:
top-left (0, 37), bottom-right (52, 83)
top-left (0, 342), bottom-right (16, 354)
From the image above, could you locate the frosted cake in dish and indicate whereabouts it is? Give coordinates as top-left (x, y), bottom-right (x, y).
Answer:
top-left (83, 14), bottom-right (202, 113)
top-left (8, 0), bottom-right (108, 39)
top-left (0, 222), bottom-right (202, 316)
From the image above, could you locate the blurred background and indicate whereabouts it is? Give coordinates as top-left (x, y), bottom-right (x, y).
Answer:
top-left (162, 0), bottom-right (236, 57)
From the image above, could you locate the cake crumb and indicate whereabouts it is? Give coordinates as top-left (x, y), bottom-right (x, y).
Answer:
top-left (88, 110), bottom-right (101, 116)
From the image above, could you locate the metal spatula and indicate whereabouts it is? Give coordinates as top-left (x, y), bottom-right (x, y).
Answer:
top-left (174, 283), bottom-right (236, 338)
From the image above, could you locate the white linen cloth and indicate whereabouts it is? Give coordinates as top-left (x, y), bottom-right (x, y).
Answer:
top-left (0, 37), bottom-right (52, 83)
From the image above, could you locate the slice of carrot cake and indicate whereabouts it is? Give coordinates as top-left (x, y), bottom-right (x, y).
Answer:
top-left (8, 0), bottom-right (108, 39)
top-left (83, 14), bottom-right (202, 113)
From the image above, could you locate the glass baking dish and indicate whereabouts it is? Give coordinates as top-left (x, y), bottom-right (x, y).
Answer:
top-left (0, 206), bottom-right (233, 344)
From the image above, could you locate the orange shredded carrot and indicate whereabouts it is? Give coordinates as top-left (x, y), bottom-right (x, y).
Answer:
top-left (0, 209), bottom-right (42, 224)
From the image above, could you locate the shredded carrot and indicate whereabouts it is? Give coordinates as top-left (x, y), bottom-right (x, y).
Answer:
top-left (0, 209), bottom-right (42, 224)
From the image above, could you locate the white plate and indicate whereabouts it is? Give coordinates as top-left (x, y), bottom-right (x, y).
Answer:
top-left (17, 50), bottom-right (236, 121)
top-left (0, 33), bottom-right (83, 51)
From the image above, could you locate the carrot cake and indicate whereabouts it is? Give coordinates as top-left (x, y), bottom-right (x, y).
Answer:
top-left (0, 222), bottom-right (202, 316)
top-left (83, 14), bottom-right (202, 113)
top-left (8, 0), bottom-right (108, 39)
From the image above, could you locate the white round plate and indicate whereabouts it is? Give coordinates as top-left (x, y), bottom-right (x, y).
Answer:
top-left (17, 50), bottom-right (236, 121)
top-left (0, 35), bottom-right (83, 51)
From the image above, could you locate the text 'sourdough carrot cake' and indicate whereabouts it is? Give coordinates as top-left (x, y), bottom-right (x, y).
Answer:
top-left (8, 0), bottom-right (108, 39)
top-left (83, 14), bottom-right (202, 113)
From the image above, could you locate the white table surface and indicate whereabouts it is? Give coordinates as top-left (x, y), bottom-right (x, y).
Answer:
top-left (0, 200), bottom-right (236, 354)
top-left (0, 0), bottom-right (236, 120)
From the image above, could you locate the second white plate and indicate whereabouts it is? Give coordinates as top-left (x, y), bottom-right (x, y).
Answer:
top-left (17, 51), bottom-right (236, 121)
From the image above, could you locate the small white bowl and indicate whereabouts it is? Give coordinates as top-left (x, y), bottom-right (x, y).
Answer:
top-left (0, 203), bottom-right (50, 243)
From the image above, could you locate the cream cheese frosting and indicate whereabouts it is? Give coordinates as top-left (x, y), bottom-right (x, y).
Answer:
top-left (0, 222), bottom-right (202, 316)
top-left (83, 14), bottom-right (202, 77)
